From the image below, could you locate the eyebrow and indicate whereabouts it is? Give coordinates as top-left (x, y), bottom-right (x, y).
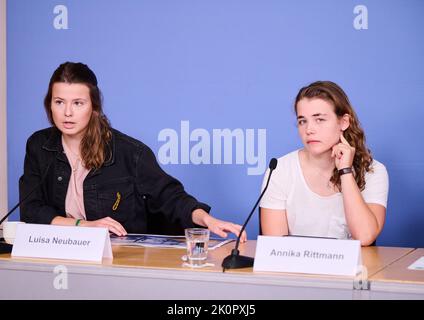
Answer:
top-left (52, 96), bottom-right (87, 101)
top-left (297, 113), bottom-right (328, 119)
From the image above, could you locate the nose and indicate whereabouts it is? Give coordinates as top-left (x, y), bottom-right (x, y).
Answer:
top-left (64, 103), bottom-right (72, 117)
top-left (305, 122), bottom-right (316, 135)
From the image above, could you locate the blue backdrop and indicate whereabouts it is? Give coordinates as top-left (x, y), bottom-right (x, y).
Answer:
top-left (6, 0), bottom-right (424, 247)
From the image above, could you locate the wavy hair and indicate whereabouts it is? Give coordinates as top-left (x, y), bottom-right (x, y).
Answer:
top-left (294, 81), bottom-right (373, 191)
top-left (44, 62), bottom-right (112, 169)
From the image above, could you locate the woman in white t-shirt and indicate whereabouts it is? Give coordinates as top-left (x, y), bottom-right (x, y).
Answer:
top-left (260, 81), bottom-right (389, 246)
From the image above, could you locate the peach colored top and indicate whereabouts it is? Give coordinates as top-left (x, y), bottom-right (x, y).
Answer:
top-left (62, 136), bottom-right (90, 220)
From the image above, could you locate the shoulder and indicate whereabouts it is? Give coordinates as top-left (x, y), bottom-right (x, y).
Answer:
top-left (275, 149), bottom-right (300, 171)
top-left (366, 159), bottom-right (388, 179)
top-left (266, 149), bottom-right (300, 181)
top-left (362, 158), bottom-right (389, 206)
top-left (26, 127), bottom-right (60, 153)
top-left (27, 127), bottom-right (56, 145)
top-left (112, 129), bottom-right (149, 151)
top-left (364, 158), bottom-right (389, 189)
top-left (111, 128), bottom-right (157, 162)
top-left (277, 149), bottom-right (299, 164)
top-left (261, 150), bottom-right (300, 201)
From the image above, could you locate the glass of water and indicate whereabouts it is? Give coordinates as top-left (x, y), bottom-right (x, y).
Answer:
top-left (184, 228), bottom-right (210, 267)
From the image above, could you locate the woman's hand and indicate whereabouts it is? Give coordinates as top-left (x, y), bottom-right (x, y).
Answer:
top-left (81, 217), bottom-right (127, 236)
top-left (192, 209), bottom-right (247, 242)
top-left (331, 133), bottom-right (355, 170)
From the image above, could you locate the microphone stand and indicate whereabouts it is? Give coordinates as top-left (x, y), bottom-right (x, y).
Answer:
top-left (222, 158), bottom-right (277, 270)
top-left (0, 159), bottom-right (54, 253)
top-left (0, 202), bottom-right (24, 254)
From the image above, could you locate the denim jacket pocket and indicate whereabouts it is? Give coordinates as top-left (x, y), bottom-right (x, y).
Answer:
top-left (97, 179), bottom-right (135, 221)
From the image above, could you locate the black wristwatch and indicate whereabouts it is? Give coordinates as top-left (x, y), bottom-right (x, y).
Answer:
top-left (339, 167), bottom-right (353, 175)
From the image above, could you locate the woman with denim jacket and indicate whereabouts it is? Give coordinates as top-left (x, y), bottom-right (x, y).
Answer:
top-left (20, 62), bottom-right (246, 241)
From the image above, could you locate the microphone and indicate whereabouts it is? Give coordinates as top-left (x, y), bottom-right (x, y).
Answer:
top-left (0, 158), bottom-right (54, 253)
top-left (222, 158), bottom-right (278, 270)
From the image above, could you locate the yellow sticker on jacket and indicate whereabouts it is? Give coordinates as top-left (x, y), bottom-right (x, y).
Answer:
top-left (112, 192), bottom-right (121, 211)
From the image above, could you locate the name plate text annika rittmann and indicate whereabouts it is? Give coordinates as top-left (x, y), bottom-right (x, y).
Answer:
top-left (253, 235), bottom-right (361, 276)
top-left (12, 223), bottom-right (113, 262)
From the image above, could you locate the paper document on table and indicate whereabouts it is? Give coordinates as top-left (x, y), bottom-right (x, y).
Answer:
top-left (110, 233), bottom-right (233, 250)
top-left (407, 256), bottom-right (424, 270)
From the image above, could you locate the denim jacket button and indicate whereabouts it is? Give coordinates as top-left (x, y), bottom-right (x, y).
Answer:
top-left (58, 176), bottom-right (63, 182)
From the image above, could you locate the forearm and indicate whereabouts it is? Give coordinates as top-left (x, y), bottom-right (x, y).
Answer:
top-left (341, 174), bottom-right (379, 245)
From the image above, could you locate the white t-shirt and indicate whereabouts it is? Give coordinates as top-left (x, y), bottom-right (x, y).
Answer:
top-left (259, 150), bottom-right (389, 239)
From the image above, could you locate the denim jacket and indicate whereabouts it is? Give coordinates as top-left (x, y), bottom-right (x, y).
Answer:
top-left (19, 127), bottom-right (210, 233)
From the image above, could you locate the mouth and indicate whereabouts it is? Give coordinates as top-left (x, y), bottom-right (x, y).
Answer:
top-left (63, 122), bottom-right (76, 129)
top-left (306, 140), bottom-right (320, 144)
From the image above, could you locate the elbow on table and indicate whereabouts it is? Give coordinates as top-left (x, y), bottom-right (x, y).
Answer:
top-left (356, 232), bottom-right (379, 246)
top-left (359, 237), bottom-right (376, 247)
top-left (352, 229), bottom-right (379, 246)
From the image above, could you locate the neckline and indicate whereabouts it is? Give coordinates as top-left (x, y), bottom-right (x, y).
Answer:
top-left (61, 136), bottom-right (83, 171)
top-left (295, 149), bottom-right (341, 199)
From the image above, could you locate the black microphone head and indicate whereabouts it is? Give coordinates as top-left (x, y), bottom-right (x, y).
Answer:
top-left (269, 158), bottom-right (278, 170)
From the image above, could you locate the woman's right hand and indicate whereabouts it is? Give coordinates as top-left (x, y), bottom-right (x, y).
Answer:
top-left (81, 217), bottom-right (127, 236)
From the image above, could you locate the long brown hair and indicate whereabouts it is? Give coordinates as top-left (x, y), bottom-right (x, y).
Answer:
top-left (294, 81), bottom-right (372, 191)
top-left (44, 62), bottom-right (112, 169)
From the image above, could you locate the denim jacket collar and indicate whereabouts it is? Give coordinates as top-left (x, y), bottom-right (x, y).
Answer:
top-left (41, 126), bottom-right (115, 167)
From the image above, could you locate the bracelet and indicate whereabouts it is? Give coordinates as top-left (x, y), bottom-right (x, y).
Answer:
top-left (75, 219), bottom-right (82, 226)
top-left (339, 167), bottom-right (353, 176)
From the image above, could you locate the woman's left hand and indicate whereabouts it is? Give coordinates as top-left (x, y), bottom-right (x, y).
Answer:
top-left (194, 209), bottom-right (247, 242)
top-left (206, 216), bottom-right (247, 242)
top-left (331, 133), bottom-right (355, 170)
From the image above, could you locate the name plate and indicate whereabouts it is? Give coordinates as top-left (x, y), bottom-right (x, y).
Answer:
top-left (253, 236), bottom-right (361, 276)
top-left (12, 223), bottom-right (113, 262)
